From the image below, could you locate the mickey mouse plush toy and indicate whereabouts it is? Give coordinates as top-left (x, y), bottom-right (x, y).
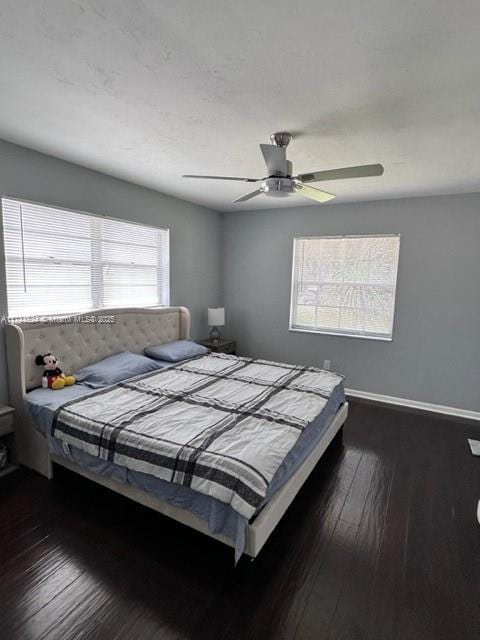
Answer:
top-left (35, 353), bottom-right (76, 390)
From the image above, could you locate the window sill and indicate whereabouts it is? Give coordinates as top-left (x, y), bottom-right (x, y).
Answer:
top-left (288, 327), bottom-right (393, 342)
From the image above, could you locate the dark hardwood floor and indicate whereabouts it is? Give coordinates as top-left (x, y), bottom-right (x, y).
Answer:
top-left (1, 400), bottom-right (479, 640)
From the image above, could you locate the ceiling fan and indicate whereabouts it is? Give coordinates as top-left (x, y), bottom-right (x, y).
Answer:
top-left (183, 132), bottom-right (384, 204)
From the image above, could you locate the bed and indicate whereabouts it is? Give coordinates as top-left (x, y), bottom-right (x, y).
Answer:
top-left (6, 306), bottom-right (348, 560)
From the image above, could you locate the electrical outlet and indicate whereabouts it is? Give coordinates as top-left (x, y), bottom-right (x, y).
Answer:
top-left (323, 359), bottom-right (331, 370)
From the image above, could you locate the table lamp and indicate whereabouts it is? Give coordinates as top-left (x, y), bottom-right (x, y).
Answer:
top-left (208, 307), bottom-right (225, 343)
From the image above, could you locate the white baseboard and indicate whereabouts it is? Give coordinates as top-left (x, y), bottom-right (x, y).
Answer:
top-left (345, 388), bottom-right (480, 422)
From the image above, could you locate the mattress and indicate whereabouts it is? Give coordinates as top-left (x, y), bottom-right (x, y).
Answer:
top-left (26, 360), bottom-right (345, 559)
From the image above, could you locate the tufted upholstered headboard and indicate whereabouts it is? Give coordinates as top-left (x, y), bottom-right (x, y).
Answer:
top-left (5, 306), bottom-right (190, 477)
top-left (7, 306), bottom-right (190, 392)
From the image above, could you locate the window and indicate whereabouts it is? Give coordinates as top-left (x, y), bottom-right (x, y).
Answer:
top-left (290, 235), bottom-right (400, 340)
top-left (1, 197), bottom-right (170, 318)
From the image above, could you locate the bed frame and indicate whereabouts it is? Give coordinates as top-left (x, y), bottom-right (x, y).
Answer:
top-left (6, 306), bottom-right (348, 558)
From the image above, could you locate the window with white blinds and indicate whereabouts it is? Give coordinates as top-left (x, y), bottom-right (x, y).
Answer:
top-left (1, 197), bottom-right (170, 318)
top-left (290, 235), bottom-right (400, 340)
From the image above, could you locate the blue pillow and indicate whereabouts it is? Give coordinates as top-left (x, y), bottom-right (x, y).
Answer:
top-left (144, 339), bottom-right (208, 362)
top-left (75, 351), bottom-right (167, 388)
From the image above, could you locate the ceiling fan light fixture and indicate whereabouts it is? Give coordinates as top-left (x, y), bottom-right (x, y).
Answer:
top-left (262, 177), bottom-right (295, 197)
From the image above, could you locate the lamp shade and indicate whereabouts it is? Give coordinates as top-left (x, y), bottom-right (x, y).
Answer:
top-left (208, 307), bottom-right (225, 327)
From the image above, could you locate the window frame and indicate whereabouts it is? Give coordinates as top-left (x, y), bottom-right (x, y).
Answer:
top-left (1, 195), bottom-right (170, 320)
top-left (289, 234), bottom-right (400, 341)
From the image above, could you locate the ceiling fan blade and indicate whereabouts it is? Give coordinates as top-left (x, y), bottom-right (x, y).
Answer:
top-left (297, 163), bottom-right (384, 183)
top-left (183, 174), bottom-right (260, 182)
top-left (260, 144), bottom-right (288, 176)
top-left (295, 183), bottom-right (335, 203)
top-left (233, 189), bottom-right (263, 204)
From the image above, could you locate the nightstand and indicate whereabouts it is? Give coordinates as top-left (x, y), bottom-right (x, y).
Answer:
top-left (197, 338), bottom-right (236, 355)
top-left (0, 404), bottom-right (17, 478)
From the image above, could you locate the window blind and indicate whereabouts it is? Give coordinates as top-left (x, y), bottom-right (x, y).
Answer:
top-left (290, 235), bottom-right (400, 340)
top-left (1, 197), bottom-right (170, 318)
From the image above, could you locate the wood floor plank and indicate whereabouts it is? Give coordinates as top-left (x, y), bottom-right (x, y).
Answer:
top-left (280, 447), bottom-right (363, 639)
top-left (0, 544), bottom-right (85, 638)
top-left (326, 457), bottom-right (397, 640)
top-left (292, 450), bottom-right (380, 639)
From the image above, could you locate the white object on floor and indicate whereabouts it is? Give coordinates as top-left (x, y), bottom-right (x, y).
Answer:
top-left (477, 501), bottom-right (480, 525)
top-left (467, 439), bottom-right (480, 456)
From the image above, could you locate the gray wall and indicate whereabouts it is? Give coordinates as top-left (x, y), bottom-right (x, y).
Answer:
top-left (0, 140), bottom-right (222, 404)
top-left (222, 193), bottom-right (480, 412)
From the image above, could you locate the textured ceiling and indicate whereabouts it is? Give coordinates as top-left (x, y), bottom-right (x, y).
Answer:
top-left (0, 0), bottom-right (480, 212)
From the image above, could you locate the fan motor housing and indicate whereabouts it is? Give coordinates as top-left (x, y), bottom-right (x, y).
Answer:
top-left (270, 132), bottom-right (293, 148)
top-left (262, 177), bottom-right (295, 197)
